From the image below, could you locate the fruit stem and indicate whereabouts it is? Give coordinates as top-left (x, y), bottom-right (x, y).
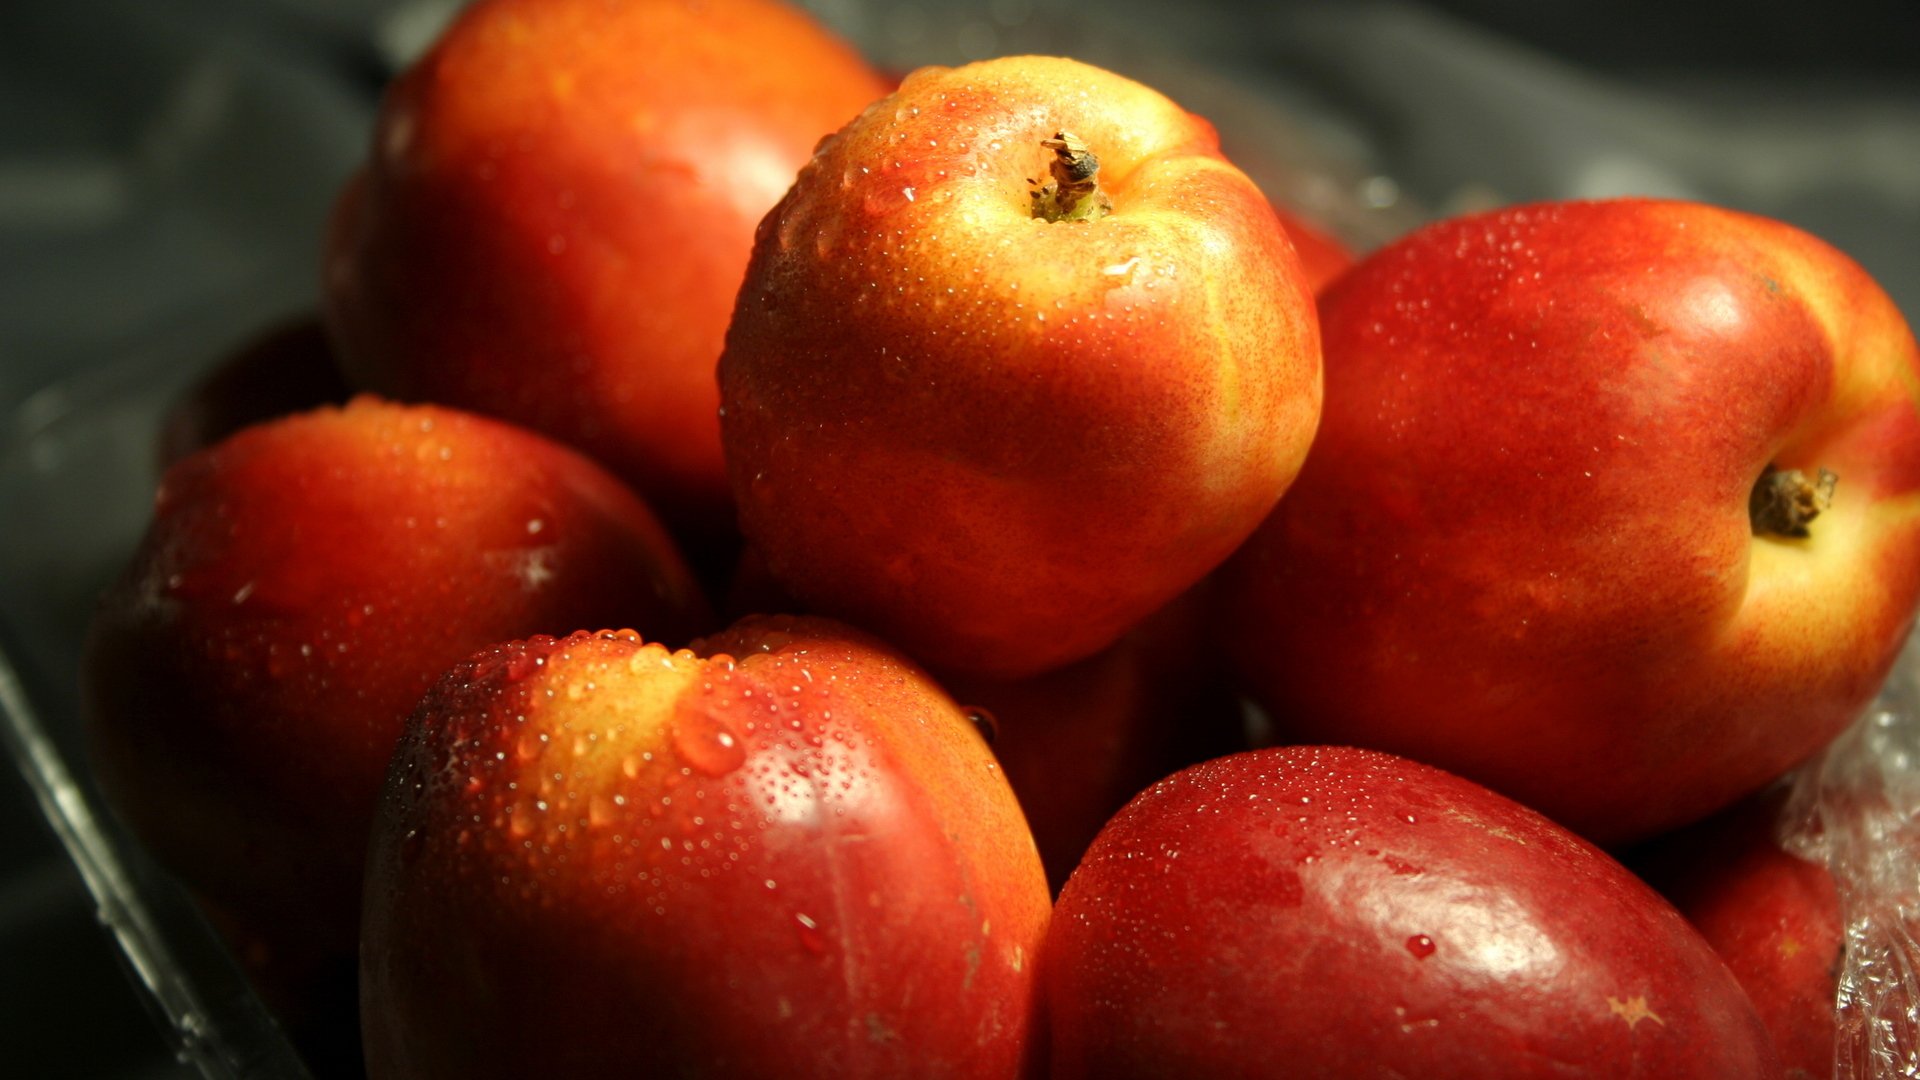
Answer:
top-left (1030, 132), bottom-right (1112, 223)
top-left (1750, 466), bottom-right (1837, 539)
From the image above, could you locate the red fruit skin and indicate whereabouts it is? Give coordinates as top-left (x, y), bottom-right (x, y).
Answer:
top-left (156, 315), bottom-right (350, 468)
top-left (1047, 746), bottom-right (1782, 1079)
top-left (1632, 792), bottom-right (1843, 1079)
top-left (361, 618), bottom-right (1050, 1079)
top-left (1219, 198), bottom-right (1920, 845)
top-left (82, 398), bottom-right (710, 1029)
top-left (944, 590), bottom-right (1245, 893)
top-left (719, 56), bottom-right (1322, 679)
top-left (323, 0), bottom-right (888, 541)
top-left (1271, 203), bottom-right (1356, 293)
top-left (726, 547), bottom-right (1246, 893)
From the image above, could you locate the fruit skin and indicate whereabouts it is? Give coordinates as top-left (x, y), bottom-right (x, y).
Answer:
top-left (719, 55), bottom-right (1322, 679)
top-left (1270, 203), bottom-right (1355, 293)
top-left (361, 618), bottom-right (1050, 1079)
top-left (1631, 790), bottom-right (1842, 1079)
top-left (157, 315), bottom-right (350, 468)
top-left (82, 397), bottom-right (710, 1037)
top-left (942, 589), bottom-right (1245, 893)
top-left (323, 0), bottom-right (888, 540)
top-left (1046, 745), bottom-right (1782, 1079)
top-left (725, 546), bottom-right (1245, 892)
top-left (1218, 198), bottom-right (1920, 845)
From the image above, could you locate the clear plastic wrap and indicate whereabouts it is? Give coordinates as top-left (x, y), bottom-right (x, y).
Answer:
top-left (1782, 628), bottom-right (1920, 1078)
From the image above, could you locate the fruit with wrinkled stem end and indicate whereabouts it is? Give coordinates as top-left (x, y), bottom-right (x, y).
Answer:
top-left (361, 617), bottom-right (1050, 1078)
top-left (720, 55), bottom-right (1322, 679)
top-left (1218, 198), bottom-right (1920, 845)
top-left (324, 0), bottom-right (889, 544)
top-left (83, 397), bottom-right (710, 1050)
top-left (1047, 746), bottom-right (1782, 1078)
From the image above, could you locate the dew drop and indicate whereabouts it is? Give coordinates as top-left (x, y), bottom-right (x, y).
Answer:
top-left (673, 704), bottom-right (747, 777)
top-left (794, 912), bottom-right (827, 955)
top-left (1406, 934), bottom-right (1436, 959)
top-left (963, 707), bottom-right (999, 744)
top-left (505, 651), bottom-right (542, 683)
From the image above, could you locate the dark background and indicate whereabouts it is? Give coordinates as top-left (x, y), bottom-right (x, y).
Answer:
top-left (1, 0), bottom-right (1915, 1075)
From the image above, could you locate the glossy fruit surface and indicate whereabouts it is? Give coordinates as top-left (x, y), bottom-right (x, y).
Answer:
top-left (1633, 791), bottom-right (1843, 1078)
top-left (325, 0), bottom-right (888, 539)
top-left (1047, 745), bottom-right (1782, 1079)
top-left (1221, 198), bottom-right (1920, 844)
top-left (721, 55), bottom-right (1322, 678)
top-left (943, 590), bottom-right (1244, 892)
top-left (84, 397), bottom-right (709, 1031)
top-left (362, 618), bottom-right (1050, 1078)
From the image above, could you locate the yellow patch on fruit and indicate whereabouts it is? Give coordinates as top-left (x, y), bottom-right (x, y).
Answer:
top-left (1606, 994), bottom-right (1665, 1030)
top-left (516, 640), bottom-right (708, 804)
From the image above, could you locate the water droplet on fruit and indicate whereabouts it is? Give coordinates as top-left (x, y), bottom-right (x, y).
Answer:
top-left (794, 912), bottom-right (827, 954)
top-left (673, 704), bottom-right (747, 778)
top-left (1406, 934), bottom-right (1436, 959)
top-left (963, 707), bottom-right (998, 744)
top-left (515, 732), bottom-right (544, 762)
top-left (504, 651), bottom-right (542, 683)
top-left (862, 183), bottom-right (916, 218)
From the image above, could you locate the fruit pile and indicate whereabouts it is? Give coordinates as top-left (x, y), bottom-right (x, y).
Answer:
top-left (80, 0), bottom-right (1920, 1076)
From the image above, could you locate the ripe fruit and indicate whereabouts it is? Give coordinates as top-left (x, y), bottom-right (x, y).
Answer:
top-left (1632, 791), bottom-right (1843, 1078)
top-left (1219, 198), bottom-right (1920, 844)
top-left (83, 397), bottom-right (709, 1041)
top-left (1047, 746), bottom-right (1782, 1078)
top-left (942, 591), bottom-right (1244, 892)
top-left (361, 618), bottom-right (1050, 1078)
top-left (725, 548), bottom-right (1244, 892)
top-left (1271, 203), bottom-right (1355, 293)
top-left (720, 55), bottom-right (1322, 678)
top-left (157, 315), bottom-right (349, 468)
top-left (323, 0), bottom-right (888, 540)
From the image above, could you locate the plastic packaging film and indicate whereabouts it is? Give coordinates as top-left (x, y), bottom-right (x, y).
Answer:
top-left (1783, 628), bottom-right (1920, 1078)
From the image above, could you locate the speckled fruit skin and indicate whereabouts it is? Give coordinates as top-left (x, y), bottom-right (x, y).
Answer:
top-left (1046, 746), bottom-right (1782, 1079)
top-left (719, 55), bottom-right (1322, 679)
top-left (1632, 791), bottom-right (1842, 1079)
top-left (1219, 198), bottom-right (1920, 845)
top-left (360, 618), bottom-right (1051, 1079)
top-left (323, 0), bottom-right (888, 541)
top-left (82, 398), bottom-right (710, 1036)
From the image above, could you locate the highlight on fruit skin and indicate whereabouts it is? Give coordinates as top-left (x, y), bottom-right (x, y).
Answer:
top-left (1046, 745), bottom-right (1783, 1079)
top-left (719, 54), bottom-right (1323, 680)
top-left (323, 0), bottom-right (891, 545)
top-left (80, 396), bottom-right (711, 1053)
top-left (360, 617), bottom-right (1051, 1079)
top-left (1217, 196), bottom-right (1920, 847)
